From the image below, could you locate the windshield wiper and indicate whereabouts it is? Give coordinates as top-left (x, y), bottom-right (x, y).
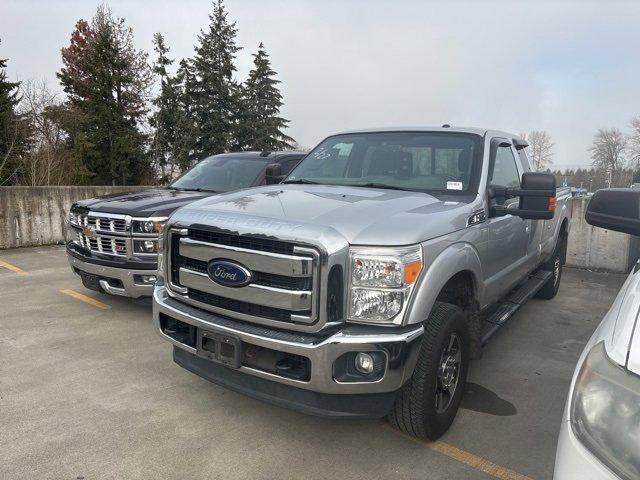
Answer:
top-left (282, 178), bottom-right (320, 185)
top-left (167, 187), bottom-right (217, 193)
top-left (352, 183), bottom-right (414, 192)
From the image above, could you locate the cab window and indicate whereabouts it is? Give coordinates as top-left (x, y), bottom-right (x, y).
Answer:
top-left (491, 146), bottom-right (520, 188)
top-left (490, 145), bottom-right (521, 206)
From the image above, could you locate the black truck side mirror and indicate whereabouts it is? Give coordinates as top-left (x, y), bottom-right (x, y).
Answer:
top-left (586, 188), bottom-right (640, 236)
top-left (265, 163), bottom-right (283, 185)
top-left (490, 172), bottom-right (557, 220)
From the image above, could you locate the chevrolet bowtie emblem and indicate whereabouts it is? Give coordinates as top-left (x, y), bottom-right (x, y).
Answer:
top-left (82, 226), bottom-right (94, 237)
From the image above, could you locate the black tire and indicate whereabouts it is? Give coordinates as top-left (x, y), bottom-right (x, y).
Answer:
top-left (535, 233), bottom-right (566, 300)
top-left (388, 301), bottom-right (470, 440)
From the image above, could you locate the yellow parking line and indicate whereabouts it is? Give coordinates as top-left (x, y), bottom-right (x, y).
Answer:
top-left (386, 426), bottom-right (534, 480)
top-left (60, 289), bottom-right (110, 310)
top-left (0, 259), bottom-right (28, 275)
top-left (428, 441), bottom-right (533, 480)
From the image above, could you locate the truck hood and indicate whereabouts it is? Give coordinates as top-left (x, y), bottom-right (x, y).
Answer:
top-left (76, 188), bottom-right (212, 217)
top-left (174, 184), bottom-right (476, 246)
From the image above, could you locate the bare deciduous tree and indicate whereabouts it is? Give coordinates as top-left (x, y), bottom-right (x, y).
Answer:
top-left (628, 116), bottom-right (640, 170)
top-left (16, 79), bottom-right (71, 185)
top-left (589, 127), bottom-right (627, 188)
top-left (521, 130), bottom-right (554, 171)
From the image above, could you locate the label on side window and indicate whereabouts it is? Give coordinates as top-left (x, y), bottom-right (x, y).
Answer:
top-left (446, 181), bottom-right (463, 190)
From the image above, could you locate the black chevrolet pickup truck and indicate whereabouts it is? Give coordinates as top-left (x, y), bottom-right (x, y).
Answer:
top-left (66, 151), bottom-right (305, 298)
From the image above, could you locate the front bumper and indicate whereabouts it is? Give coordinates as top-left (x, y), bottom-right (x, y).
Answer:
top-left (153, 285), bottom-right (424, 417)
top-left (67, 250), bottom-right (156, 298)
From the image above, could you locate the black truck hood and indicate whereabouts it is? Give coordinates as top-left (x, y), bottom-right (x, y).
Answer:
top-left (75, 188), bottom-right (213, 216)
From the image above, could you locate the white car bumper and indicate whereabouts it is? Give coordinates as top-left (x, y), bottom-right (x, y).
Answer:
top-left (554, 416), bottom-right (620, 480)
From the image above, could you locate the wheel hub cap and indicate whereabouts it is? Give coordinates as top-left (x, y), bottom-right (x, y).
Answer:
top-left (435, 333), bottom-right (462, 413)
top-left (439, 356), bottom-right (457, 389)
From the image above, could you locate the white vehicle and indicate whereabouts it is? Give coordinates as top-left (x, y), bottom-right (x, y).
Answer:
top-left (554, 188), bottom-right (640, 480)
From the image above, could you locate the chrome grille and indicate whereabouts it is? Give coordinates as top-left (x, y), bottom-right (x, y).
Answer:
top-left (78, 213), bottom-right (128, 234)
top-left (76, 230), bottom-right (128, 256)
top-left (168, 228), bottom-right (321, 332)
top-left (178, 257), bottom-right (313, 290)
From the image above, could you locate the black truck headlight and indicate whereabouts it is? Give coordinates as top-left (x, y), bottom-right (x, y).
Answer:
top-left (347, 245), bottom-right (423, 324)
top-left (570, 342), bottom-right (640, 480)
top-left (132, 218), bottom-right (166, 234)
top-left (68, 207), bottom-right (83, 227)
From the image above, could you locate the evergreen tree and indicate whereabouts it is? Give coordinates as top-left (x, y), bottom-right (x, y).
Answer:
top-left (149, 33), bottom-right (193, 182)
top-left (190, 0), bottom-right (241, 159)
top-left (238, 42), bottom-right (294, 151)
top-left (57, 6), bottom-right (153, 185)
top-left (0, 40), bottom-right (30, 185)
top-left (173, 58), bottom-right (199, 172)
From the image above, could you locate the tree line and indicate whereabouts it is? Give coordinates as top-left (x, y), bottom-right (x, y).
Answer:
top-left (0, 1), bottom-right (294, 186)
top-left (2, 2), bottom-right (640, 188)
top-left (524, 120), bottom-right (640, 189)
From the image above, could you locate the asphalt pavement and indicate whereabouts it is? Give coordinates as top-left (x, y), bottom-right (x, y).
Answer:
top-left (0, 245), bottom-right (627, 480)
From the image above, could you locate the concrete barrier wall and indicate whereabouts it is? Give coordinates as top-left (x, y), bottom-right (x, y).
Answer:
top-left (0, 186), bottom-right (149, 249)
top-left (566, 197), bottom-right (638, 273)
top-left (1, 188), bottom-right (638, 272)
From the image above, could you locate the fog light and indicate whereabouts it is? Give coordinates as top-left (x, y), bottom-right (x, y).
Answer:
top-left (355, 352), bottom-right (375, 374)
top-left (141, 275), bottom-right (156, 284)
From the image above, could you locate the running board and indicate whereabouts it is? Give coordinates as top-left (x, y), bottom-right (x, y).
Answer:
top-left (480, 270), bottom-right (552, 345)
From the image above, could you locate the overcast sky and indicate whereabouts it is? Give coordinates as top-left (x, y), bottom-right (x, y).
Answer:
top-left (2, 0), bottom-right (640, 169)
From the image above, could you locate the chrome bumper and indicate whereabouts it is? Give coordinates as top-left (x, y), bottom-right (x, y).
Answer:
top-left (153, 285), bottom-right (423, 395)
top-left (67, 251), bottom-right (155, 298)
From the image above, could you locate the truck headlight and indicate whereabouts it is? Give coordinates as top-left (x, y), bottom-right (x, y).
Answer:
top-left (570, 342), bottom-right (640, 480)
top-left (347, 245), bottom-right (422, 324)
top-left (132, 218), bottom-right (166, 234)
top-left (133, 239), bottom-right (159, 254)
top-left (68, 209), bottom-right (82, 227)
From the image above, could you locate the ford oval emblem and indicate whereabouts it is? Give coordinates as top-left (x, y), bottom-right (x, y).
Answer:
top-left (207, 260), bottom-right (252, 288)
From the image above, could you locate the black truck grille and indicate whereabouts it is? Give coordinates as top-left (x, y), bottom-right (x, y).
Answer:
top-left (187, 228), bottom-right (294, 255)
top-left (188, 288), bottom-right (297, 323)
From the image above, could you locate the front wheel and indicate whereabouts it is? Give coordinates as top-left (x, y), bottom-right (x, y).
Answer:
top-left (388, 302), bottom-right (470, 440)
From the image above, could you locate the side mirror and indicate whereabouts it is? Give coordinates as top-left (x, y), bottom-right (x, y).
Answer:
top-left (265, 163), bottom-right (283, 185)
top-left (586, 188), bottom-right (640, 236)
top-left (490, 172), bottom-right (557, 220)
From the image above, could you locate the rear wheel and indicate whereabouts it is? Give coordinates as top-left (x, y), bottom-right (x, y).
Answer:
top-left (536, 233), bottom-right (566, 300)
top-left (388, 302), bottom-right (469, 440)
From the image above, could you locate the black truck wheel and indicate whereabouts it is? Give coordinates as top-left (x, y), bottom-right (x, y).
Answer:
top-left (388, 301), bottom-right (470, 440)
top-left (536, 233), bottom-right (566, 300)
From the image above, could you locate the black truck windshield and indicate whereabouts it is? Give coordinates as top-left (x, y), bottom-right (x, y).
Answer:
top-left (169, 155), bottom-right (270, 193)
top-left (285, 132), bottom-right (482, 194)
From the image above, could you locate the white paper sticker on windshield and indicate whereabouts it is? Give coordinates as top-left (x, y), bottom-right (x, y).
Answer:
top-left (446, 181), bottom-right (463, 190)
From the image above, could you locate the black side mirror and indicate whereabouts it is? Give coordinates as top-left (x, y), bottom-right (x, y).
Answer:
top-left (490, 172), bottom-right (556, 220)
top-left (265, 163), bottom-right (283, 185)
top-left (586, 188), bottom-right (640, 236)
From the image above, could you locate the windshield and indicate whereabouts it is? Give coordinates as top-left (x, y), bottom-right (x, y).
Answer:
top-left (285, 132), bottom-right (482, 193)
top-left (169, 155), bottom-right (270, 192)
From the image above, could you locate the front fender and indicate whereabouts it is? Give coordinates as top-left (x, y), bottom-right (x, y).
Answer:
top-left (404, 241), bottom-right (483, 325)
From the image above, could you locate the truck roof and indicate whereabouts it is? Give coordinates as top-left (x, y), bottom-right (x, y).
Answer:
top-left (332, 125), bottom-right (524, 141)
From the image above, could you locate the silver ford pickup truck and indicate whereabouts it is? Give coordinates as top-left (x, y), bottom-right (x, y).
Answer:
top-left (153, 126), bottom-right (571, 439)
